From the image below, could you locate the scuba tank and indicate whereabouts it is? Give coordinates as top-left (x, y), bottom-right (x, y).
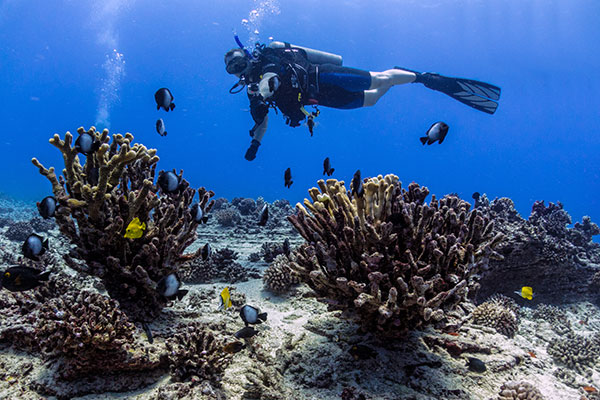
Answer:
top-left (268, 41), bottom-right (343, 66)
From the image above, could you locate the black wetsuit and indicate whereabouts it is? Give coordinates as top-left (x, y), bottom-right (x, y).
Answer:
top-left (247, 44), bottom-right (372, 128)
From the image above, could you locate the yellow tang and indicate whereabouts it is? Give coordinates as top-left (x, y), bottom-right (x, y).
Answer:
top-left (219, 287), bottom-right (232, 310)
top-left (124, 217), bottom-right (146, 239)
top-left (515, 286), bottom-right (534, 300)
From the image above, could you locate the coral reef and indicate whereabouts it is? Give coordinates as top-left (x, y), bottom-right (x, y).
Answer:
top-left (547, 331), bottom-right (600, 375)
top-left (493, 381), bottom-right (545, 400)
top-left (215, 208), bottom-right (241, 227)
top-left (32, 126), bottom-right (214, 321)
top-left (262, 254), bottom-right (300, 293)
top-left (530, 304), bottom-right (572, 335)
top-left (471, 297), bottom-right (519, 338)
top-left (180, 247), bottom-right (260, 283)
top-left (287, 175), bottom-right (504, 337)
top-left (4, 220), bottom-right (35, 242)
top-left (165, 322), bottom-right (231, 384)
top-left (474, 197), bottom-right (600, 304)
top-left (35, 289), bottom-right (162, 379)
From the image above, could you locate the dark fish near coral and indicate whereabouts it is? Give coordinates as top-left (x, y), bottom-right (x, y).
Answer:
top-left (190, 203), bottom-right (208, 224)
top-left (351, 169), bottom-right (364, 198)
top-left (283, 238), bottom-right (291, 256)
top-left (234, 326), bottom-right (258, 339)
top-left (202, 243), bottom-right (212, 261)
top-left (323, 157), bottom-right (334, 176)
top-left (141, 322), bottom-right (154, 344)
top-left (22, 233), bottom-right (49, 261)
top-left (157, 171), bottom-right (181, 193)
top-left (74, 132), bottom-right (101, 155)
top-left (472, 192), bottom-right (480, 201)
top-left (156, 118), bottom-right (167, 136)
top-left (240, 304), bottom-right (267, 326)
top-left (284, 168), bottom-right (293, 188)
top-left (0, 266), bottom-right (50, 292)
top-left (258, 204), bottom-right (269, 226)
top-left (223, 341), bottom-right (246, 354)
top-left (37, 196), bottom-right (57, 219)
top-left (420, 121), bottom-right (449, 145)
top-left (307, 113), bottom-right (316, 136)
top-left (349, 344), bottom-right (377, 360)
top-left (155, 88), bottom-right (175, 111)
top-left (466, 357), bottom-right (486, 373)
top-left (157, 274), bottom-right (188, 301)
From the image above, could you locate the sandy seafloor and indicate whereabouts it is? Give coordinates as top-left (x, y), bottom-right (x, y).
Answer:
top-left (0, 196), bottom-right (599, 400)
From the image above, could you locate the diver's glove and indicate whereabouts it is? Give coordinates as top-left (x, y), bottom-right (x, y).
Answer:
top-left (244, 139), bottom-right (261, 161)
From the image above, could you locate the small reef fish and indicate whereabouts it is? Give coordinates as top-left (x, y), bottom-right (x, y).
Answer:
top-left (155, 88), bottom-right (175, 111)
top-left (0, 266), bottom-right (50, 292)
top-left (472, 192), bottom-right (480, 201)
top-left (234, 326), bottom-right (258, 339)
top-left (202, 243), bottom-right (212, 261)
top-left (349, 344), bottom-right (377, 360)
top-left (351, 169), bottom-right (364, 198)
top-left (124, 217), bottom-right (146, 239)
top-left (190, 203), bottom-right (208, 224)
top-left (528, 351), bottom-right (536, 358)
top-left (306, 113), bottom-right (317, 136)
top-left (284, 168), bottom-right (293, 188)
top-left (583, 386), bottom-right (598, 393)
top-left (37, 196), bottom-right (57, 219)
top-left (156, 118), bottom-right (167, 136)
top-left (22, 233), bottom-right (49, 261)
top-left (446, 332), bottom-right (460, 337)
top-left (240, 304), bottom-right (267, 326)
top-left (258, 204), bottom-right (269, 226)
top-left (157, 274), bottom-right (188, 301)
top-left (223, 341), bottom-right (245, 354)
top-left (514, 286), bottom-right (534, 300)
top-left (157, 171), bottom-right (182, 193)
top-left (141, 322), bottom-right (153, 344)
top-left (74, 131), bottom-right (101, 155)
top-left (466, 357), bottom-right (486, 373)
top-left (323, 157), bottom-right (334, 176)
top-left (219, 287), bottom-right (232, 310)
top-left (420, 121), bottom-right (449, 145)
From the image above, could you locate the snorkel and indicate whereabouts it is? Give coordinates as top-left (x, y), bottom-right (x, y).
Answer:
top-left (234, 33), bottom-right (256, 60)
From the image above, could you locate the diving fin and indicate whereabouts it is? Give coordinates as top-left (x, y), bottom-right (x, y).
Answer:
top-left (397, 67), bottom-right (501, 114)
top-left (417, 72), bottom-right (500, 114)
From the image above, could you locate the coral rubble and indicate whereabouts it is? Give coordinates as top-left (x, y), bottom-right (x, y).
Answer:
top-left (287, 175), bottom-right (504, 337)
top-left (32, 126), bottom-right (214, 320)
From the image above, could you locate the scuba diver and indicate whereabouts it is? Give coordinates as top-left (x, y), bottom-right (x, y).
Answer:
top-left (225, 39), bottom-right (501, 161)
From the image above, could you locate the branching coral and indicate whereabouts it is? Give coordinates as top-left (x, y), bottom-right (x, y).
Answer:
top-left (547, 331), bottom-right (600, 375)
top-left (471, 298), bottom-right (519, 338)
top-left (35, 289), bottom-right (163, 379)
top-left (263, 254), bottom-right (300, 294)
top-left (32, 126), bottom-right (214, 320)
top-left (165, 322), bottom-right (231, 384)
top-left (180, 247), bottom-right (259, 283)
top-left (287, 175), bottom-right (504, 337)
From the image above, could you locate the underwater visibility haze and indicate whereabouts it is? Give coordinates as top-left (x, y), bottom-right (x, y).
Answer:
top-left (0, 1), bottom-right (599, 399)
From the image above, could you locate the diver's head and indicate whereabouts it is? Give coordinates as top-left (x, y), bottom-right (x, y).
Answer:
top-left (225, 48), bottom-right (250, 77)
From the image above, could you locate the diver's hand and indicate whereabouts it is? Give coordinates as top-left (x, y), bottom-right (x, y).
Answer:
top-left (245, 139), bottom-right (261, 161)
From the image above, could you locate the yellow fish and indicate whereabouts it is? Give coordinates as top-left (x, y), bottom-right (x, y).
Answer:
top-left (124, 217), bottom-right (146, 239)
top-left (514, 286), bottom-right (534, 300)
top-left (219, 287), bottom-right (232, 310)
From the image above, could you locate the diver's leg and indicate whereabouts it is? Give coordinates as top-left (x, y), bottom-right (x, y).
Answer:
top-left (368, 69), bottom-right (416, 89)
top-left (362, 69), bottom-right (417, 107)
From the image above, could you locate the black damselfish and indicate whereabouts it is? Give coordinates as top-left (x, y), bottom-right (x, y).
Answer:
top-left (284, 168), bottom-right (293, 188)
top-left (37, 195), bottom-right (57, 219)
top-left (74, 132), bottom-right (101, 155)
top-left (157, 171), bottom-right (182, 193)
top-left (239, 304), bottom-right (267, 327)
top-left (22, 233), bottom-right (49, 261)
top-left (155, 88), bottom-right (175, 112)
top-left (323, 157), bottom-right (334, 176)
top-left (258, 204), bottom-right (269, 226)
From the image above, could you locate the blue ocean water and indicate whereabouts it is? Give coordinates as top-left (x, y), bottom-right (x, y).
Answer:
top-left (1, 0), bottom-right (598, 230)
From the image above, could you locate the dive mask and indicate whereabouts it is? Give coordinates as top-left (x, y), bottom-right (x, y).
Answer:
top-left (225, 50), bottom-right (249, 75)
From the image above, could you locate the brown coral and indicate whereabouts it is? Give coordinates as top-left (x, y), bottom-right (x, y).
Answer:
top-left (287, 175), bottom-right (504, 337)
top-left (495, 381), bottom-right (545, 400)
top-left (32, 126), bottom-right (214, 320)
top-left (165, 322), bottom-right (231, 384)
top-left (471, 300), bottom-right (519, 338)
top-left (263, 254), bottom-right (300, 293)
